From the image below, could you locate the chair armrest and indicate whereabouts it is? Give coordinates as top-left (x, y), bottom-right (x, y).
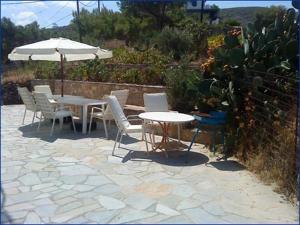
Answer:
top-left (55, 106), bottom-right (70, 112)
top-left (91, 106), bottom-right (104, 114)
top-left (128, 118), bottom-right (143, 122)
top-left (127, 115), bottom-right (140, 119)
top-left (191, 111), bottom-right (211, 117)
top-left (127, 115), bottom-right (143, 122)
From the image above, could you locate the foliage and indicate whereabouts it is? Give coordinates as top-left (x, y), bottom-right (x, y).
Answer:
top-left (207, 34), bottom-right (224, 49)
top-left (154, 27), bottom-right (194, 61)
top-left (52, 47), bottom-right (171, 85)
top-left (34, 62), bottom-right (60, 80)
top-left (177, 18), bottom-right (210, 58)
top-left (166, 61), bottom-right (203, 113)
top-left (223, 19), bottom-right (241, 26)
top-left (2, 65), bottom-right (34, 84)
top-left (219, 6), bottom-right (286, 26)
top-left (118, 1), bottom-right (185, 30)
top-left (241, 123), bottom-right (297, 202)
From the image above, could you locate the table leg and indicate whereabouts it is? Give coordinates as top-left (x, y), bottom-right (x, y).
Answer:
top-left (82, 105), bottom-right (87, 134)
top-left (152, 122), bottom-right (170, 158)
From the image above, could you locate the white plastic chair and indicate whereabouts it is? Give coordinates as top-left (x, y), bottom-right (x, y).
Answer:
top-left (106, 95), bottom-right (149, 156)
top-left (34, 85), bottom-right (56, 103)
top-left (17, 87), bottom-right (41, 125)
top-left (34, 92), bottom-right (76, 136)
top-left (143, 92), bottom-right (181, 142)
top-left (89, 89), bottom-right (129, 138)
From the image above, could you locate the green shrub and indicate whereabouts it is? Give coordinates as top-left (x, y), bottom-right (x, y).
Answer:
top-left (154, 27), bottom-right (193, 61)
top-left (207, 34), bottom-right (224, 49)
top-left (223, 19), bottom-right (241, 26)
top-left (34, 62), bottom-right (59, 79)
top-left (166, 62), bottom-right (202, 113)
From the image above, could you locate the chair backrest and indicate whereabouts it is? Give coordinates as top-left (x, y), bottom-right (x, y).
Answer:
top-left (106, 95), bottom-right (130, 131)
top-left (17, 87), bottom-right (37, 111)
top-left (143, 92), bottom-right (169, 112)
top-left (111, 89), bottom-right (129, 108)
top-left (103, 89), bottom-right (129, 118)
top-left (34, 92), bottom-right (55, 119)
top-left (34, 85), bottom-right (53, 99)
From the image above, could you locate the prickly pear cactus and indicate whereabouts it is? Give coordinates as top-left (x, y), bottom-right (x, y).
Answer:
top-left (198, 8), bottom-right (298, 153)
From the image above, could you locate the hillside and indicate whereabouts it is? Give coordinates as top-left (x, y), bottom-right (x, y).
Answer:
top-left (220, 7), bottom-right (269, 25)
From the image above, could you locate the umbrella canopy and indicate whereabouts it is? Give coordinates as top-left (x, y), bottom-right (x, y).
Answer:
top-left (8, 37), bottom-right (113, 96)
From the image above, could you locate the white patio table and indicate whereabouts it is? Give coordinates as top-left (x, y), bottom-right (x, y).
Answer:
top-left (139, 112), bottom-right (194, 157)
top-left (56, 96), bottom-right (107, 134)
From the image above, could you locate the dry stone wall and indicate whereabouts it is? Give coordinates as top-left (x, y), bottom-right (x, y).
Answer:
top-left (31, 79), bottom-right (166, 106)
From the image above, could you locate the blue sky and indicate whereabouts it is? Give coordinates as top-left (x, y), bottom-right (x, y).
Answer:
top-left (1, 1), bottom-right (294, 28)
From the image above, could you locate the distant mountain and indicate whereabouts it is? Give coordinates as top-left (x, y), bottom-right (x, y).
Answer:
top-left (220, 7), bottom-right (269, 26)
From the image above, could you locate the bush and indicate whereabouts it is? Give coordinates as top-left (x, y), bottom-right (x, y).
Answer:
top-left (207, 34), bottom-right (224, 49)
top-left (154, 27), bottom-right (193, 61)
top-left (223, 19), bottom-right (241, 26)
top-left (166, 62), bottom-right (202, 113)
top-left (34, 62), bottom-right (59, 80)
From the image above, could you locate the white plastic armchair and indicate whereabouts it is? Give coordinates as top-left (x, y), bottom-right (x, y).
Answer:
top-left (34, 92), bottom-right (76, 136)
top-left (106, 95), bottom-right (149, 156)
top-left (144, 93), bottom-right (169, 112)
top-left (89, 89), bottom-right (129, 138)
top-left (17, 87), bottom-right (41, 125)
top-left (143, 92), bottom-right (181, 142)
top-left (34, 85), bottom-right (56, 103)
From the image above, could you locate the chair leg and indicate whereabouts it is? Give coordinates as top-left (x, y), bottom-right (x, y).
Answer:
top-left (89, 114), bottom-right (93, 134)
top-left (152, 131), bottom-right (156, 145)
top-left (103, 119), bottom-right (108, 139)
top-left (185, 128), bottom-right (200, 163)
top-left (108, 120), bottom-right (111, 130)
top-left (22, 109), bottom-right (27, 124)
top-left (71, 116), bottom-right (77, 133)
top-left (50, 118), bottom-right (56, 136)
top-left (59, 118), bottom-right (63, 130)
top-left (31, 111), bottom-right (36, 126)
top-left (143, 130), bottom-right (149, 155)
top-left (112, 130), bottom-right (120, 156)
top-left (37, 116), bottom-right (42, 131)
top-left (177, 124), bottom-right (181, 142)
top-left (118, 132), bottom-right (123, 148)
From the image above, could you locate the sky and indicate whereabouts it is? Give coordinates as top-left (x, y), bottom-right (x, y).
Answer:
top-left (1, 1), bottom-right (294, 28)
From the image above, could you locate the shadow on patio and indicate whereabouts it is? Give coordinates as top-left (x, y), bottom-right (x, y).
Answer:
top-left (1, 188), bottom-right (13, 224)
top-left (115, 137), bottom-right (209, 167)
top-left (18, 121), bottom-right (122, 143)
top-left (206, 160), bottom-right (246, 171)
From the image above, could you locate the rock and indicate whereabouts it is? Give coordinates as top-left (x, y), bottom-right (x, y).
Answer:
top-left (96, 195), bottom-right (126, 210)
top-left (156, 204), bottom-right (180, 216)
top-left (24, 212), bottom-right (42, 224)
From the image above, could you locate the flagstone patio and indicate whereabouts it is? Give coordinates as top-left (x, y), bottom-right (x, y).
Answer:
top-left (1, 105), bottom-right (298, 224)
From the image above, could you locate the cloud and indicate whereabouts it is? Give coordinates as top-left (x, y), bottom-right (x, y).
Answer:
top-left (51, 1), bottom-right (77, 10)
top-left (14, 11), bottom-right (38, 26)
top-left (2, 1), bottom-right (48, 9)
top-left (31, 1), bottom-right (48, 8)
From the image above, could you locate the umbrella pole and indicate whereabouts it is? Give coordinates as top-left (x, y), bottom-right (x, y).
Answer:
top-left (60, 54), bottom-right (64, 97)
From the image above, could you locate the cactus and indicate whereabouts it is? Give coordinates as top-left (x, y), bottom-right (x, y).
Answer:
top-left (198, 7), bottom-right (298, 120)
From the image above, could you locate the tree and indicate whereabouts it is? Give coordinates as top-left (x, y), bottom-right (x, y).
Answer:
top-left (1, 17), bottom-right (17, 63)
top-left (118, 0), bottom-right (185, 30)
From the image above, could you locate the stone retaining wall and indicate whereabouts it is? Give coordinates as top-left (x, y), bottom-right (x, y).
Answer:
top-left (31, 79), bottom-right (166, 106)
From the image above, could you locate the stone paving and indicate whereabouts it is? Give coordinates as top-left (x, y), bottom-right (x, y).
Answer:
top-left (1, 105), bottom-right (298, 224)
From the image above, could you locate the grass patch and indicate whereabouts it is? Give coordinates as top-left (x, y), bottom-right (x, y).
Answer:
top-left (2, 68), bottom-right (35, 84)
top-left (237, 123), bottom-right (298, 203)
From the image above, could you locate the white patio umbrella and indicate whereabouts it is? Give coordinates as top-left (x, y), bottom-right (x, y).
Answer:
top-left (8, 37), bottom-right (112, 96)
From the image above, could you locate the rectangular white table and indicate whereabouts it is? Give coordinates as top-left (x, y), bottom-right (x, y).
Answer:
top-left (56, 96), bottom-right (107, 134)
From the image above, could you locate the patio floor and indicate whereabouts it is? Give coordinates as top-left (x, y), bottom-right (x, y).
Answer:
top-left (1, 105), bottom-right (298, 224)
